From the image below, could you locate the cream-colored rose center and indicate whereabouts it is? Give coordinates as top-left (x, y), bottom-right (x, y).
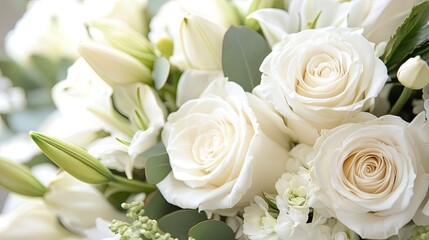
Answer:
top-left (296, 51), bottom-right (349, 99)
top-left (342, 148), bottom-right (396, 197)
top-left (192, 118), bottom-right (235, 174)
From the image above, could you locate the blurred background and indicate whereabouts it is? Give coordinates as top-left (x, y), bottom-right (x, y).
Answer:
top-left (0, 0), bottom-right (29, 210)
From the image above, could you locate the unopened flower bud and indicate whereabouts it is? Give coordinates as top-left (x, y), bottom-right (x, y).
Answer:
top-left (180, 14), bottom-right (226, 70)
top-left (30, 131), bottom-right (114, 184)
top-left (397, 56), bottom-right (429, 90)
top-left (0, 157), bottom-right (47, 197)
top-left (88, 20), bottom-right (156, 68)
top-left (79, 41), bottom-right (152, 85)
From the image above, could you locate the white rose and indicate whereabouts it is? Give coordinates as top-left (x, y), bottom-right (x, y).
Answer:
top-left (255, 27), bottom-right (387, 145)
top-left (44, 172), bottom-right (124, 233)
top-left (312, 114), bottom-right (429, 239)
top-left (5, 0), bottom-right (86, 64)
top-left (158, 79), bottom-right (291, 211)
top-left (348, 0), bottom-right (422, 44)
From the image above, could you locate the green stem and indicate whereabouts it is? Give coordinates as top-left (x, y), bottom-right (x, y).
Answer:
top-left (112, 175), bottom-right (156, 193)
top-left (390, 87), bottom-right (413, 115)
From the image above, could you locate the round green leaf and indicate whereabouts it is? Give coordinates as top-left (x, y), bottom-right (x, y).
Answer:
top-left (158, 209), bottom-right (207, 240)
top-left (153, 57), bottom-right (170, 90)
top-left (222, 26), bottom-right (271, 92)
top-left (189, 220), bottom-right (235, 240)
top-left (144, 190), bottom-right (180, 220)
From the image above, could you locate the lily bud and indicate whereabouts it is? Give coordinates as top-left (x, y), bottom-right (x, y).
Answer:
top-left (180, 14), bottom-right (226, 70)
top-left (397, 56), bottom-right (429, 90)
top-left (79, 41), bottom-right (152, 85)
top-left (88, 20), bottom-right (156, 68)
top-left (0, 157), bottom-right (47, 197)
top-left (30, 131), bottom-right (114, 184)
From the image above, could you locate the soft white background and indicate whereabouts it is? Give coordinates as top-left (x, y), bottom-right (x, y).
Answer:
top-left (0, 0), bottom-right (27, 210)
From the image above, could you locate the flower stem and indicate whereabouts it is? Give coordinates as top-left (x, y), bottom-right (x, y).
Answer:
top-left (390, 87), bottom-right (413, 115)
top-left (111, 175), bottom-right (156, 194)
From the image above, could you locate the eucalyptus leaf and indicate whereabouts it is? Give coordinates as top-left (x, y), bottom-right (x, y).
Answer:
top-left (158, 209), bottom-right (207, 240)
top-left (188, 220), bottom-right (235, 240)
top-left (144, 142), bottom-right (171, 184)
top-left (144, 190), bottom-right (180, 220)
top-left (153, 57), bottom-right (170, 90)
top-left (30, 54), bottom-right (58, 86)
top-left (147, 0), bottom-right (170, 17)
top-left (222, 26), bottom-right (271, 92)
top-left (382, 1), bottom-right (429, 75)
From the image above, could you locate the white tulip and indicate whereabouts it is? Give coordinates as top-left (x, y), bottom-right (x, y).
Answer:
top-left (5, 0), bottom-right (86, 64)
top-left (397, 56), bottom-right (429, 90)
top-left (0, 75), bottom-right (26, 114)
top-left (0, 199), bottom-right (82, 240)
top-left (176, 69), bottom-right (224, 106)
top-left (79, 42), bottom-right (152, 85)
top-left (248, 0), bottom-right (351, 46)
top-left (149, 0), bottom-right (239, 70)
top-left (44, 172), bottom-right (124, 233)
top-left (348, 0), bottom-right (422, 44)
top-left (83, 0), bottom-right (148, 34)
top-left (179, 14), bottom-right (226, 70)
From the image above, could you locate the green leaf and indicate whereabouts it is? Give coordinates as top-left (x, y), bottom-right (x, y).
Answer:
top-left (144, 190), bottom-right (180, 220)
top-left (222, 26), bottom-right (271, 92)
top-left (188, 220), bottom-right (235, 240)
top-left (158, 209), bottom-right (207, 240)
top-left (382, 1), bottom-right (429, 74)
top-left (144, 142), bottom-right (171, 184)
top-left (152, 57), bottom-right (170, 90)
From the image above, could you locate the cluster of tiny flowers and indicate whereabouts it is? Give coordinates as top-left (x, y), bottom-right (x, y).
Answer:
top-left (411, 225), bottom-right (429, 240)
top-left (109, 202), bottom-right (178, 240)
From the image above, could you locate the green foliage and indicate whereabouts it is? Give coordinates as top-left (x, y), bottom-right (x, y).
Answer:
top-left (188, 220), bottom-right (235, 240)
top-left (382, 1), bottom-right (429, 76)
top-left (158, 210), bottom-right (207, 240)
top-left (144, 142), bottom-right (171, 184)
top-left (222, 26), bottom-right (271, 92)
top-left (153, 57), bottom-right (170, 90)
top-left (144, 190), bottom-right (180, 220)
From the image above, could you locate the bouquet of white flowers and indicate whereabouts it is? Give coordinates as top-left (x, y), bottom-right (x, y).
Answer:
top-left (1, 0), bottom-right (429, 239)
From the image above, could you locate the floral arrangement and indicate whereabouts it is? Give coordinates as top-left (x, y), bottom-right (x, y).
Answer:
top-left (0, 0), bottom-right (429, 239)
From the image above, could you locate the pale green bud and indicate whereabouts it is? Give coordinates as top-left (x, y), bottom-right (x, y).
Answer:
top-left (156, 37), bottom-right (174, 59)
top-left (0, 157), bottom-right (47, 197)
top-left (30, 131), bottom-right (114, 184)
top-left (88, 20), bottom-right (156, 68)
top-left (180, 14), bottom-right (226, 70)
top-left (244, 0), bottom-right (275, 29)
top-left (397, 56), bottom-right (429, 90)
top-left (79, 41), bottom-right (152, 85)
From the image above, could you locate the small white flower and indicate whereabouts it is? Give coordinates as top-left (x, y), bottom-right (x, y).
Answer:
top-left (243, 196), bottom-right (278, 240)
top-left (275, 169), bottom-right (315, 224)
